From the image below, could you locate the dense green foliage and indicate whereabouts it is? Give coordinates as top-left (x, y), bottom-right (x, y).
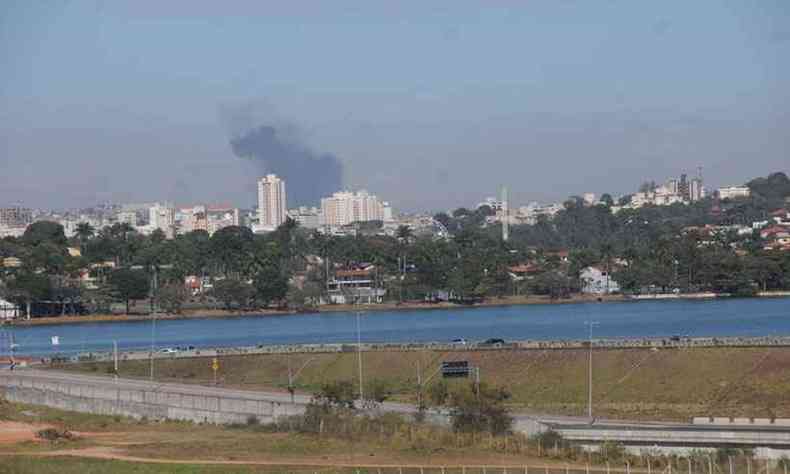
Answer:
top-left (1, 172), bottom-right (789, 316)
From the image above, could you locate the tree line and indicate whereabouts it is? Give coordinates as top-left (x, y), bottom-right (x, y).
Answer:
top-left (1, 172), bottom-right (789, 317)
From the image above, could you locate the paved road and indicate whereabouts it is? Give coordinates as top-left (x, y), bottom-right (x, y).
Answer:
top-left (2, 368), bottom-right (688, 430)
top-left (11, 368), bottom-right (790, 432)
top-left (2, 368), bottom-right (419, 414)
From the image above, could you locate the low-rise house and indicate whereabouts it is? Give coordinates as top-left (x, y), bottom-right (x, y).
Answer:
top-left (760, 225), bottom-right (790, 240)
top-left (508, 263), bottom-right (541, 281)
top-left (580, 266), bottom-right (620, 294)
top-left (327, 263), bottom-right (386, 304)
top-left (0, 297), bottom-right (20, 320)
top-left (1, 257), bottom-right (22, 269)
top-left (544, 250), bottom-right (570, 263)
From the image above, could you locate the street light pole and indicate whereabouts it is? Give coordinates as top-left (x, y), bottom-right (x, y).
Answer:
top-left (149, 313), bottom-right (156, 381)
top-left (356, 311), bottom-right (364, 400)
top-left (586, 321), bottom-right (599, 419)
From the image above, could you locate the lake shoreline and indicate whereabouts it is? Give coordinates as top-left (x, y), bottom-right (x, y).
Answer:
top-left (4, 291), bottom-right (789, 328)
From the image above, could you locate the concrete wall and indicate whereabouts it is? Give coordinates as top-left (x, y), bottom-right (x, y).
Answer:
top-left (0, 374), bottom-right (305, 425)
top-left (56, 335), bottom-right (790, 366)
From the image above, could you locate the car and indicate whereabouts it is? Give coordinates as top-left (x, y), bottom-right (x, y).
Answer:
top-left (159, 348), bottom-right (178, 354)
top-left (482, 338), bottom-right (505, 345)
top-left (452, 338), bottom-right (468, 345)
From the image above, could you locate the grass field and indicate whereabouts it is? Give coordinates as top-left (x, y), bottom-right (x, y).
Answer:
top-left (62, 346), bottom-right (790, 420)
top-left (0, 397), bottom-right (589, 471)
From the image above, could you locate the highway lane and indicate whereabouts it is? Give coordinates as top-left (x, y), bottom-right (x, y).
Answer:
top-left (11, 368), bottom-right (790, 433)
top-left (2, 368), bottom-right (687, 429)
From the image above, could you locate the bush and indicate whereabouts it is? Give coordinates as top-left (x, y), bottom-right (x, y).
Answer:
top-left (36, 428), bottom-right (78, 442)
top-left (532, 429), bottom-right (567, 449)
top-left (313, 380), bottom-right (358, 409)
top-left (427, 380), bottom-right (449, 406)
top-left (447, 382), bottom-right (513, 435)
top-left (366, 379), bottom-right (392, 404)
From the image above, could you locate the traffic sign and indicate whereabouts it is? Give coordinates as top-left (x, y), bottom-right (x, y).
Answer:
top-left (441, 360), bottom-right (470, 378)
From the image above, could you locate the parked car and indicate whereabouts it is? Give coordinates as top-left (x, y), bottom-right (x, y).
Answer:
top-left (452, 338), bottom-right (468, 345)
top-left (159, 348), bottom-right (178, 354)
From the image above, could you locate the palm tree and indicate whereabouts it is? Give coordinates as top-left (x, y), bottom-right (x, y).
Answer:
top-left (75, 222), bottom-right (95, 255)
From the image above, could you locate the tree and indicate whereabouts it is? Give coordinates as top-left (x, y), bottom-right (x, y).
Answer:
top-left (6, 271), bottom-right (52, 319)
top-left (74, 222), bottom-right (95, 254)
top-left (396, 225), bottom-right (414, 243)
top-left (600, 193), bottom-right (614, 207)
top-left (158, 283), bottom-right (187, 314)
top-left (108, 268), bottom-right (150, 314)
top-left (23, 221), bottom-right (67, 247)
top-left (253, 264), bottom-right (289, 308)
top-left (747, 172), bottom-right (790, 203)
top-left (447, 382), bottom-right (513, 435)
top-left (210, 226), bottom-right (254, 279)
top-left (211, 279), bottom-right (253, 310)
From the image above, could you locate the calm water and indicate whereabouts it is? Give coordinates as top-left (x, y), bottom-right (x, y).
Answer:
top-left (1, 298), bottom-right (789, 356)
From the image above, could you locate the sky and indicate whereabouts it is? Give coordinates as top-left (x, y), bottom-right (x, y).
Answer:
top-left (1, 1), bottom-right (789, 212)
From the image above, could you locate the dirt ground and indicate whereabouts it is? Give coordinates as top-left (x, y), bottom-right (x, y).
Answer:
top-left (0, 421), bottom-right (50, 445)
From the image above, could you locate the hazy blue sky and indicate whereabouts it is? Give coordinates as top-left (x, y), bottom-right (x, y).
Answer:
top-left (1, 1), bottom-right (788, 211)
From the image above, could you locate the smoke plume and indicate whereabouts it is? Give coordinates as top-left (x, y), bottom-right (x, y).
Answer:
top-left (224, 103), bottom-right (344, 207)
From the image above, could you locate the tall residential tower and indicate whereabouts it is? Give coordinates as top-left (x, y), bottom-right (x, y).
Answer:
top-left (257, 174), bottom-right (287, 230)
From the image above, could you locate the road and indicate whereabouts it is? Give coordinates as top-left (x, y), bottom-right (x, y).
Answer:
top-left (6, 367), bottom-right (790, 450)
top-left (2, 367), bottom-right (683, 429)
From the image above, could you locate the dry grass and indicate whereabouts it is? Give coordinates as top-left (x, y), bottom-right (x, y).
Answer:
top-left (61, 347), bottom-right (790, 420)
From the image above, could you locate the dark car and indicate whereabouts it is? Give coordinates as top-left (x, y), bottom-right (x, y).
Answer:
top-left (482, 338), bottom-right (505, 346)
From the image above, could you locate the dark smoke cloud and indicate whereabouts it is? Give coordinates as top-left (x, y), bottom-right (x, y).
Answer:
top-left (223, 103), bottom-right (344, 207)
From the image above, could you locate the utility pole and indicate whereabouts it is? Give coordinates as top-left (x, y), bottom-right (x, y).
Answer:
top-left (356, 311), bottom-right (364, 401)
top-left (475, 366), bottom-right (481, 401)
top-left (149, 313), bottom-right (157, 381)
top-left (586, 321), bottom-right (599, 419)
top-left (416, 356), bottom-right (422, 409)
top-left (287, 354), bottom-right (295, 403)
top-left (113, 340), bottom-right (118, 380)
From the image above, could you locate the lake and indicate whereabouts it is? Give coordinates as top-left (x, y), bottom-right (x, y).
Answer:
top-left (2, 297), bottom-right (789, 356)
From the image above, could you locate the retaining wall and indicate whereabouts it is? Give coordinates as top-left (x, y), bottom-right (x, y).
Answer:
top-left (0, 374), bottom-right (304, 424)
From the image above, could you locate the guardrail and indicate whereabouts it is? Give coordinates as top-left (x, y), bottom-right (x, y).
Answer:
top-left (43, 335), bottom-right (790, 365)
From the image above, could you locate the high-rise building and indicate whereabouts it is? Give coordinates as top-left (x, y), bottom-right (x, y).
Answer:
top-left (257, 174), bottom-right (287, 229)
top-left (321, 190), bottom-right (385, 227)
top-left (690, 178), bottom-right (705, 202)
top-left (149, 203), bottom-right (175, 238)
top-left (678, 174), bottom-right (690, 201)
top-left (0, 207), bottom-right (32, 227)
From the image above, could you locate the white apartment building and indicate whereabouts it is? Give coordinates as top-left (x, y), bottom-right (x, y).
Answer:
top-left (718, 186), bottom-right (751, 200)
top-left (321, 190), bottom-right (387, 227)
top-left (257, 174), bottom-right (287, 230)
top-left (149, 203), bottom-right (175, 238)
top-left (288, 206), bottom-right (322, 229)
top-left (116, 210), bottom-right (138, 227)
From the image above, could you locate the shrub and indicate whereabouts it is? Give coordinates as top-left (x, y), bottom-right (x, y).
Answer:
top-left (36, 428), bottom-right (78, 442)
top-left (427, 380), bottom-right (449, 406)
top-left (447, 382), bottom-right (513, 435)
top-left (313, 380), bottom-right (358, 409)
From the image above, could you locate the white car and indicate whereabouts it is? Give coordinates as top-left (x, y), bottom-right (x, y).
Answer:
top-left (452, 338), bottom-right (468, 345)
top-left (159, 348), bottom-right (178, 354)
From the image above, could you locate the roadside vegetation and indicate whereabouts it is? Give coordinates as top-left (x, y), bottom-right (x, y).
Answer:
top-left (1, 390), bottom-right (778, 474)
top-left (63, 346), bottom-right (790, 421)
